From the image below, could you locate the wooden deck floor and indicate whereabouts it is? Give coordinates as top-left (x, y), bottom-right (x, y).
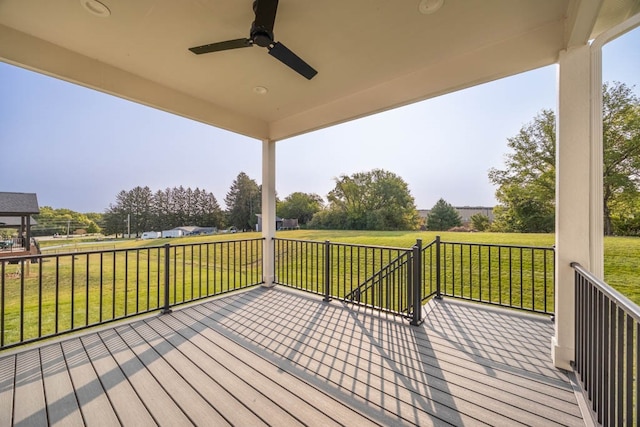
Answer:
top-left (0, 286), bottom-right (585, 426)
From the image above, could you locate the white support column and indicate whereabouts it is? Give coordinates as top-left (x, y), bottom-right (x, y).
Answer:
top-left (589, 42), bottom-right (604, 279)
top-left (261, 139), bottom-right (276, 287)
top-left (554, 44), bottom-right (600, 370)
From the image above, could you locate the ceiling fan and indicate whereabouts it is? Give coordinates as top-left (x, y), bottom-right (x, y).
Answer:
top-left (189, 0), bottom-right (317, 80)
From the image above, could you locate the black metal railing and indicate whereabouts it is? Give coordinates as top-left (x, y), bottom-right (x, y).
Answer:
top-left (274, 236), bottom-right (555, 319)
top-left (0, 237), bottom-right (26, 252)
top-left (0, 238), bottom-right (263, 350)
top-left (31, 237), bottom-right (41, 254)
top-left (274, 238), bottom-right (423, 321)
top-left (573, 262), bottom-right (639, 426)
top-left (438, 241), bottom-right (555, 314)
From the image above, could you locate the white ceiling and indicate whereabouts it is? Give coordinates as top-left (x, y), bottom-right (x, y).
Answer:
top-left (1, 0), bottom-right (639, 141)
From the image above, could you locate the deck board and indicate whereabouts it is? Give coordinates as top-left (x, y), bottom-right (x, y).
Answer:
top-left (114, 323), bottom-right (231, 426)
top-left (155, 313), bottom-right (346, 427)
top-left (40, 344), bottom-right (84, 427)
top-left (0, 354), bottom-right (16, 426)
top-left (60, 339), bottom-right (121, 426)
top-left (13, 349), bottom-right (47, 425)
top-left (132, 319), bottom-right (269, 427)
top-left (80, 333), bottom-right (156, 427)
top-left (0, 286), bottom-right (586, 426)
top-left (97, 328), bottom-right (193, 427)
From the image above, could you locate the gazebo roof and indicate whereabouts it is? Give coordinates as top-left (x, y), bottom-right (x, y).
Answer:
top-left (0, 192), bottom-right (40, 216)
top-left (1, 0), bottom-right (637, 142)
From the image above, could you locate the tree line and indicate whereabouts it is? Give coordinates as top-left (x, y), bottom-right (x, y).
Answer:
top-left (98, 169), bottom-right (439, 236)
top-left (27, 207), bottom-right (102, 237)
top-left (101, 185), bottom-right (225, 236)
top-left (32, 169), bottom-right (462, 237)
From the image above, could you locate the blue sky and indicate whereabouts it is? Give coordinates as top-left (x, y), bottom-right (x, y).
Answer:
top-left (1, 28), bottom-right (638, 213)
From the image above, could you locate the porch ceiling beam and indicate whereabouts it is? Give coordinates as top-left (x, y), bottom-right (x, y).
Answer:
top-left (565, 0), bottom-right (604, 48)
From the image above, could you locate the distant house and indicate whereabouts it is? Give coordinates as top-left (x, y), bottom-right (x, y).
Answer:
top-left (173, 226), bottom-right (216, 235)
top-left (418, 206), bottom-right (494, 225)
top-left (0, 192), bottom-right (40, 252)
top-left (255, 214), bottom-right (282, 232)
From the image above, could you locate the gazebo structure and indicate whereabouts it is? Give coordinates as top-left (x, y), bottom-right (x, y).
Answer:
top-left (1, 1), bottom-right (640, 423)
top-left (0, 191), bottom-right (39, 254)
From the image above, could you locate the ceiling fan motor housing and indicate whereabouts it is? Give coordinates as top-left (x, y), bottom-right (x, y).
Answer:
top-left (250, 23), bottom-right (273, 47)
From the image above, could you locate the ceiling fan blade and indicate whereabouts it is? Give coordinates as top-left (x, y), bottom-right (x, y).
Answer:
top-left (189, 38), bottom-right (252, 55)
top-left (268, 41), bottom-right (317, 80)
top-left (254, 0), bottom-right (279, 33)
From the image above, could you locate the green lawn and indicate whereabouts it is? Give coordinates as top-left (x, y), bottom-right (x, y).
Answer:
top-left (39, 229), bottom-right (640, 303)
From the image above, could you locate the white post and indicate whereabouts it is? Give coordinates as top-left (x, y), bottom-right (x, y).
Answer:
top-left (554, 44), bottom-right (601, 370)
top-left (589, 43), bottom-right (604, 279)
top-left (261, 139), bottom-right (276, 287)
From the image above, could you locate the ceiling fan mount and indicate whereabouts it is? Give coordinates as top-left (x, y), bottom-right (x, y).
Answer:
top-left (250, 26), bottom-right (273, 48)
top-left (189, 0), bottom-right (317, 80)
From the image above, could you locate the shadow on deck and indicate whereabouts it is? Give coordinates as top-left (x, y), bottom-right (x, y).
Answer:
top-left (0, 286), bottom-right (585, 426)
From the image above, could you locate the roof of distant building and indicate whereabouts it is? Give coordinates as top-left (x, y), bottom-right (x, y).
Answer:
top-left (0, 192), bottom-right (40, 215)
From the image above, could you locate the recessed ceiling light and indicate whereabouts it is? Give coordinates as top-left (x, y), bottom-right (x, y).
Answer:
top-left (253, 86), bottom-right (268, 95)
top-left (81, 0), bottom-right (111, 18)
top-left (418, 0), bottom-right (444, 15)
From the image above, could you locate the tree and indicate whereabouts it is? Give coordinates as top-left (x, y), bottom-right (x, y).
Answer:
top-left (470, 213), bottom-right (490, 231)
top-left (103, 185), bottom-right (224, 235)
top-left (488, 110), bottom-right (555, 232)
top-left (277, 192), bottom-right (323, 225)
top-left (489, 82), bottom-right (640, 235)
top-left (102, 186), bottom-right (153, 237)
top-left (426, 199), bottom-right (461, 231)
top-left (191, 188), bottom-right (225, 228)
top-left (609, 191), bottom-right (640, 236)
top-left (225, 172), bottom-right (261, 230)
top-left (311, 169), bottom-right (419, 230)
top-left (602, 82), bottom-right (640, 235)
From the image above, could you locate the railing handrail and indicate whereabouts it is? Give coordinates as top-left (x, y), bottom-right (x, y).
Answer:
top-left (441, 240), bottom-right (554, 251)
top-left (420, 238), bottom-right (438, 252)
top-left (3, 237), bottom-right (266, 261)
top-left (273, 237), bottom-right (408, 252)
top-left (169, 237), bottom-right (264, 250)
top-left (344, 249), bottom-right (412, 301)
top-left (571, 261), bottom-right (640, 323)
top-left (273, 236), bottom-right (553, 252)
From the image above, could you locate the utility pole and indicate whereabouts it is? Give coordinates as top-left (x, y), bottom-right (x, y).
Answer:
top-left (125, 214), bottom-right (131, 238)
top-left (66, 219), bottom-right (70, 238)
